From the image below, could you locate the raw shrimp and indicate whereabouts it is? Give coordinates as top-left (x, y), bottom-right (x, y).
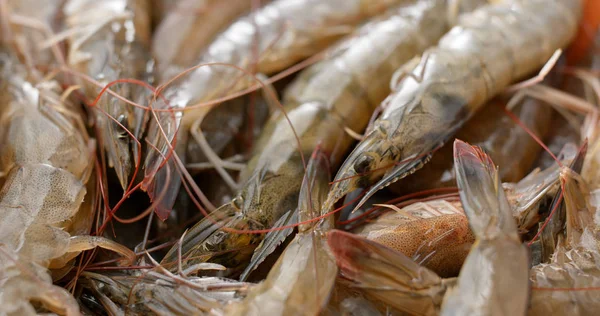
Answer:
top-left (324, 0), bottom-right (582, 213)
top-left (161, 0), bottom-right (449, 273)
top-left (80, 270), bottom-right (249, 315)
top-left (152, 0), bottom-right (258, 80)
top-left (143, 0), bottom-right (416, 205)
top-left (440, 140), bottom-right (529, 315)
top-left (222, 148), bottom-right (336, 315)
top-left (63, 0), bottom-right (153, 189)
top-left (0, 54), bottom-right (134, 315)
top-left (529, 168), bottom-right (600, 315)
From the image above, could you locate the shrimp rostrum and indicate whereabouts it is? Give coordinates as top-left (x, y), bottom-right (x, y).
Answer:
top-left (324, 0), bottom-right (583, 212)
top-left (0, 55), bottom-right (134, 315)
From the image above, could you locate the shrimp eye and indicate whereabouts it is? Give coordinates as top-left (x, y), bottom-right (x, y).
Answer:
top-left (115, 114), bottom-right (129, 139)
top-left (232, 196), bottom-right (244, 210)
top-left (354, 155), bottom-right (373, 174)
top-left (116, 114), bottom-right (128, 127)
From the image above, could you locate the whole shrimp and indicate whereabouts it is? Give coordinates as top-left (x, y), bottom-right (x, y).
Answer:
top-left (0, 54), bottom-right (135, 315)
top-left (81, 149), bottom-right (333, 315)
top-left (324, 0), bottom-right (582, 213)
top-left (222, 148), bottom-right (336, 316)
top-left (81, 148), bottom-right (331, 316)
top-left (143, 0), bottom-right (416, 206)
top-left (161, 0), bottom-right (450, 273)
top-left (63, 0), bottom-right (153, 190)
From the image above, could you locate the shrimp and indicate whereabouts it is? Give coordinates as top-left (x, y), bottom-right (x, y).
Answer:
top-left (63, 0), bottom-right (153, 190)
top-left (222, 148), bottom-right (336, 315)
top-left (143, 0), bottom-right (417, 207)
top-left (82, 149), bottom-right (332, 316)
top-left (325, 142), bottom-right (582, 315)
top-left (529, 163), bottom-right (600, 315)
top-left (440, 140), bottom-right (529, 315)
top-left (79, 270), bottom-right (249, 315)
top-left (152, 0), bottom-right (259, 80)
top-left (0, 53), bottom-right (134, 315)
top-left (324, 0), bottom-right (583, 213)
top-left (161, 0), bottom-right (450, 274)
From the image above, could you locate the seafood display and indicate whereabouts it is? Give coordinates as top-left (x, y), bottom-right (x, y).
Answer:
top-left (1, 0), bottom-right (600, 315)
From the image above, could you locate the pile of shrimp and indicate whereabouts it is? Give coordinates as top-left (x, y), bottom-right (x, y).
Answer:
top-left (0, 0), bottom-right (599, 315)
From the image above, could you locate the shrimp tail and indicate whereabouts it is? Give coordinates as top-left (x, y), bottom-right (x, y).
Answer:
top-left (441, 139), bottom-right (529, 315)
top-left (327, 229), bottom-right (450, 316)
top-left (160, 203), bottom-right (263, 275)
top-left (453, 139), bottom-right (518, 238)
